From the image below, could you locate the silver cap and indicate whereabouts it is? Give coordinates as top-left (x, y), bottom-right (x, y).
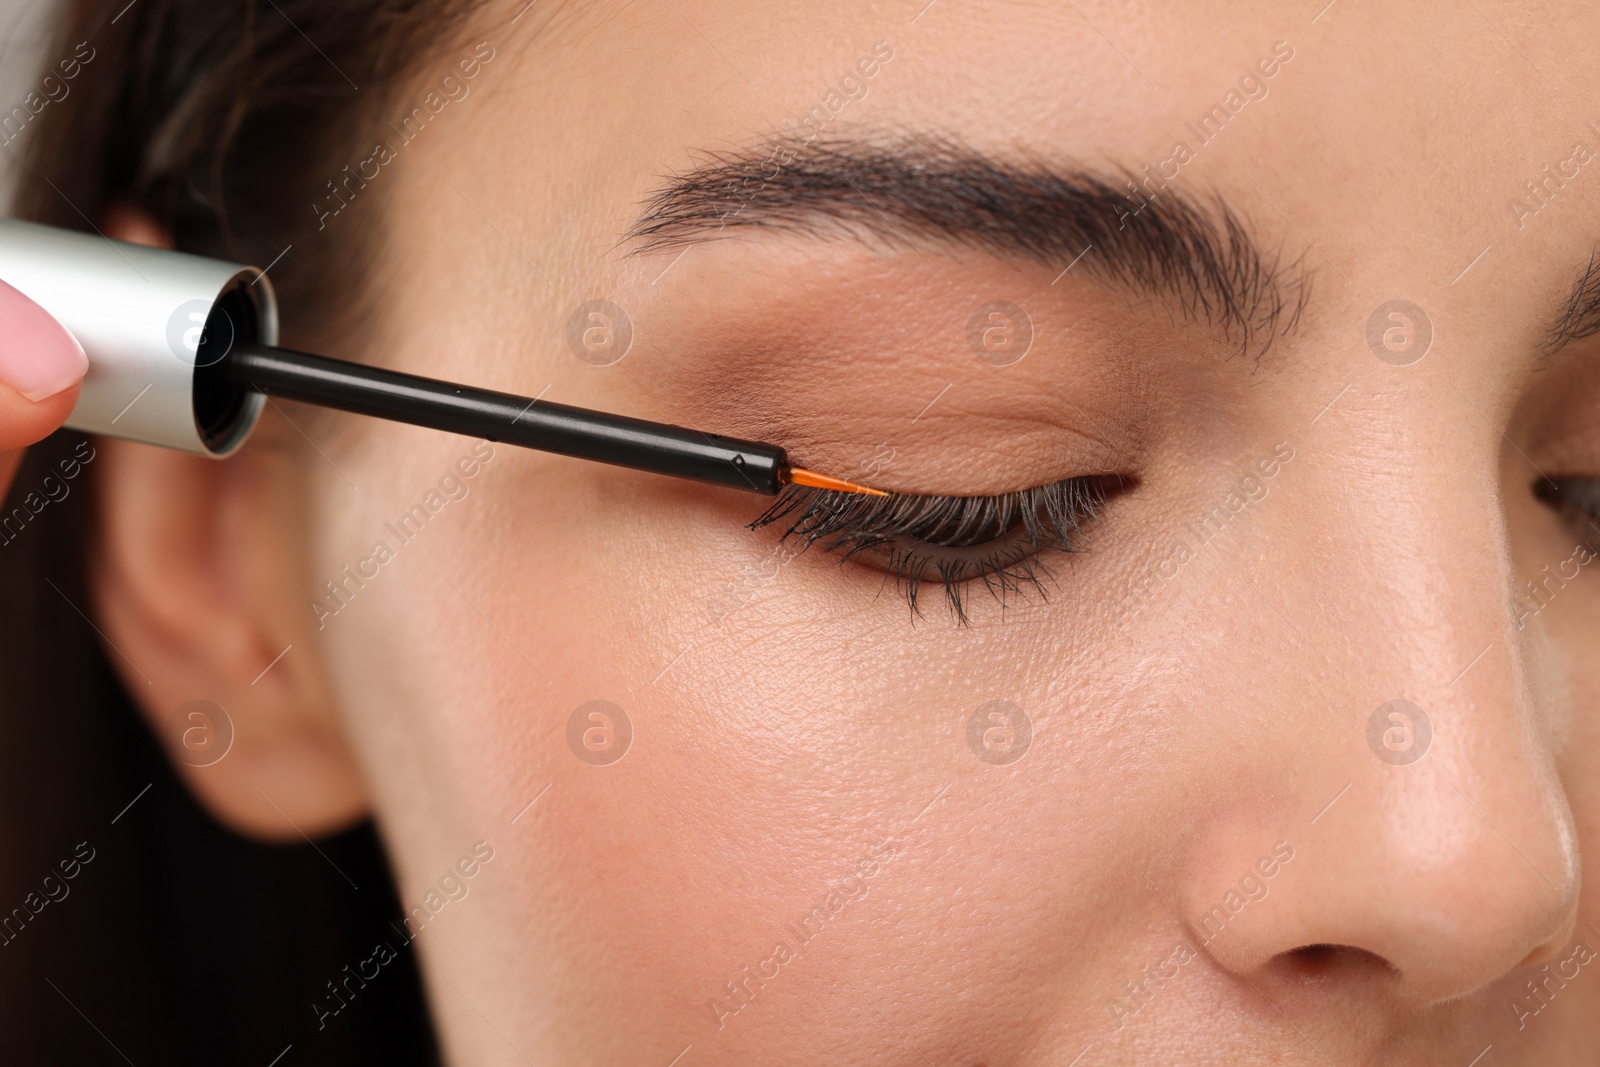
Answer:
top-left (0, 216), bottom-right (278, 456)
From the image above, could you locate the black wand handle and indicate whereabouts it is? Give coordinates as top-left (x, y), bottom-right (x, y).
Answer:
top-left (224, 344), bottom-right (787, 495)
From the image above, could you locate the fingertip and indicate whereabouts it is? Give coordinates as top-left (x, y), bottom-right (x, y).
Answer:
top-left (0, 277), bottom-right (88, 403)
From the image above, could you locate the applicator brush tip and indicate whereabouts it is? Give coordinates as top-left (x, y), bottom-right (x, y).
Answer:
top-left (784, 466), bottom-right (890, 496)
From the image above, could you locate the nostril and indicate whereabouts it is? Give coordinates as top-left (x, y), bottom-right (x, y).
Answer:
top-left (1270, 944), bottom-right (1398, 986)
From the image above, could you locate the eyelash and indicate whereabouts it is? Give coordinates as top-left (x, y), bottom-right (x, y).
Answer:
top-left (748, 475), bottom-right (1123, 623)
top-left (1537, 477), bottom-right (1600, 546)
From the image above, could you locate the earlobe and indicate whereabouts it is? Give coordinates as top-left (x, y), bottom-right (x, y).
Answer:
top-left (87, 206), bottom-right (369, 841)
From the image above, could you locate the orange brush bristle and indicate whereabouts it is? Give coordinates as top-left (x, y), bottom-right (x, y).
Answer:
top-left (784, 466), bottom-right (890, 496)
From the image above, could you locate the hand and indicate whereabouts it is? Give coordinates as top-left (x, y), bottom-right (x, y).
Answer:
top-left (0, 277), bottom-right (88, 495)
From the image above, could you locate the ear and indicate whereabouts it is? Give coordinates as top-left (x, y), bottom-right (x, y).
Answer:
top-left (89, 205), bottom-right (369, 840)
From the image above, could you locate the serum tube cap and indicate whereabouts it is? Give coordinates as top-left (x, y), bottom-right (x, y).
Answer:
top-left (0, 217), bottom-right (277, 456)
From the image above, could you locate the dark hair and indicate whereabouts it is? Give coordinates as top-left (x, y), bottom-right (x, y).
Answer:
top-left (2, 1), bottom-right (489, 1061)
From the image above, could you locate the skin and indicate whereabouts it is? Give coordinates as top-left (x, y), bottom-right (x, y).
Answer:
top-left (70, 0), bottom-right (1600, 1061)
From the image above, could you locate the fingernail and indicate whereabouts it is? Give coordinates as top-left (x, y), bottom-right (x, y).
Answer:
top-left (0, 277), bottom-right (88, 402)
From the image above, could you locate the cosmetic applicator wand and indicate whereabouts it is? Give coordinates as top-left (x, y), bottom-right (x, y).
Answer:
top-left (0, 217), bottom-right (885, 498)
top-left (222, 342), bottom-right (884, 496)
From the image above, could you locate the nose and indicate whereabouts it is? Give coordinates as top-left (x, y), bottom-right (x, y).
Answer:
top-left (1181, 452), bottom-right (1581, 1008)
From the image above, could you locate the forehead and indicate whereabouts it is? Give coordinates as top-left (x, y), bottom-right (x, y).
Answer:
top-left (479, 1), bottom-right (1591, 171)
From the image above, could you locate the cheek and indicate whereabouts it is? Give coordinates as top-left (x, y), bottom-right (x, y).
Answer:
top-left (507, 609), bottom-right (1115, 1051)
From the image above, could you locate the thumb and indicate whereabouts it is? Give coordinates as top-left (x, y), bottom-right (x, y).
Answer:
top-left (0, 276), bottom-right (89, 486)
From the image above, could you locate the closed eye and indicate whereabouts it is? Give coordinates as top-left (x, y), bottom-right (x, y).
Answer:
top-left (1534, 477), bottom-right (1600, 549)
top-left (748, 474), bottom-right (1128, 623)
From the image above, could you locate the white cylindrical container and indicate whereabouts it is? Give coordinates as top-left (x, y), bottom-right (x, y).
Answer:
top-left (0, 216), bottom-right (277, 456)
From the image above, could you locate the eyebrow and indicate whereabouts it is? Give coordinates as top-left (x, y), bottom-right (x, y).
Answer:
top-left (628, 133), bottom-right (1312, 359)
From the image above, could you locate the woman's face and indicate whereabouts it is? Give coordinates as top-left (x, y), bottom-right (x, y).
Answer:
top-left (115, 0), bottom-right (1600, 1061)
